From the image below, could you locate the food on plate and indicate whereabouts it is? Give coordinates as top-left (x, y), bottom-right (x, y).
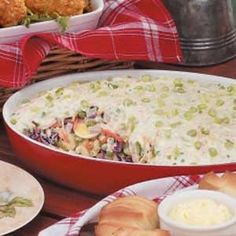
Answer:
top-left (199, 171), bottom-right (236, 197)
top-left (10, 75), bottom-right (236, 165)
top-left (95, 195), bottom-right (169, 236)
top-left (0, 191), bottom-right (33, 219)
top-left (169, 197), bottom-right (232, 226)
top-left (0, 0), bottom-right (91, 28)
top-left (0, 0), bottom-right (27, 27)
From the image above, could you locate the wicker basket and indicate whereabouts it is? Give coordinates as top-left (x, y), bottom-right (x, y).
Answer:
top-left (0, 47), bottom-right (134, 113)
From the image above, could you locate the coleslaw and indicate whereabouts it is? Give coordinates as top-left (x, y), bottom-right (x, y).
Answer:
top-left (10, 75), bottom-right (236, 165)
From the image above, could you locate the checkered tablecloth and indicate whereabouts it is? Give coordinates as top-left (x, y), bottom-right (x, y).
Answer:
top-left (0, 0), bottom-right (182, 88)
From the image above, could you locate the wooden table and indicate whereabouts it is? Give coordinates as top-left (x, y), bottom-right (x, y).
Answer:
top-left (0, 58), bottom-right (236, 235)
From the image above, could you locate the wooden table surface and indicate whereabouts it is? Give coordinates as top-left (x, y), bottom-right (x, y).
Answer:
top-left (0, 58), bottom-right (236, 236)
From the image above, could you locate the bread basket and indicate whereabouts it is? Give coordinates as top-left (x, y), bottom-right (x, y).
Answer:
top-left (0, 47), bottom-right (134, 113)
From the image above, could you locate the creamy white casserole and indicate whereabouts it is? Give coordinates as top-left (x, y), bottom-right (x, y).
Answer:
top-left (10, 75), bottom-right (236, 165)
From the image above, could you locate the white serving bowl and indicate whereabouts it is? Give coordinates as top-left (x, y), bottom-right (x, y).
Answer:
top-left (0, 0), bottom-right (104, 43)
top-left (158, 189), bottom-right (236, 236)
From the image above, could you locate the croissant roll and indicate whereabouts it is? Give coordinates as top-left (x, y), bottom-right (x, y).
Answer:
top-left (95, 223), bottom-right (170, 236)
top-left (199, 171), bottom-right (236, 197)
top-left (98, 196), bottom-right (159, 230)
top-left (95, 195), bottom-right (162, 236)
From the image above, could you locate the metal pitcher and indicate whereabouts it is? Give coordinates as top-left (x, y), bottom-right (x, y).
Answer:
top-left (163, 0), bottom-right (236, 66)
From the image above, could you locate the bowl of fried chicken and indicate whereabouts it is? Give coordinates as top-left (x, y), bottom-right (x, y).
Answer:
top-left (0, 0), bottom-right (104, 43)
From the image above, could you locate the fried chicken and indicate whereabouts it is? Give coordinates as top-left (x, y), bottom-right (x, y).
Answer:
top-left (25, 0), bottom-right (88, 17)
top-left (0, 0), bottom-right (27, 27)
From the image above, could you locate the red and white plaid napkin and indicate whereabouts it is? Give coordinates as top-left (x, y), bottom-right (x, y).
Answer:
top-left (39, 174), bottom-right (201, 236)
top-left (0, 0), bottom-right (182, 88)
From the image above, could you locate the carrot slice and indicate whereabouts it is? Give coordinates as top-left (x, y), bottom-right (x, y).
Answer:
top-left (101, 129), bottom-right (124, 143)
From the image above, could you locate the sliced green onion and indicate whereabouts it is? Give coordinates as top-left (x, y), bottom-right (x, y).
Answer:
top-left (123, 98), bottom-right (135, 106)
top-left (187, 129), bottom-right (197, 137)
top-left (141, 97), bottom-right (150, 103)
top-left (170, 121), bottom-right (182, 128)
top-left (216, 99), bottom-right (225, 106)
top-left (184, 111), bottom-right (193, 121)
top-left (155, 121), bottom-right (164, 127)
top-left (45, 94), bottom-right (53, 102)
top-left (194, 141), bottom-right (202, 150)
top-left (55, 87), bottom-right (64, 97)
top-left (80, 100), bottom-right (89, 108)
top-left (135, 141), bottom-right (142, 155)
top-left (208, 109), bottom-right (217, 117)
top-left (201, 128), bottom-right (210, 135)
top-left (10, 118), bottom-right (17, 125)
top-left (208, 147), bottom-right (218, 157)
top-left (98, 91), bottom-right (108, 97)
top-left (141, 74), bottom-right (152, 82)
top-left (224, 139), bottom-right (234, 149)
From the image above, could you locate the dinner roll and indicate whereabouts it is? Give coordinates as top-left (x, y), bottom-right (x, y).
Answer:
top-left (199, 171), bottom-right (236, 197)
top-left (95, 195), bottom-right (161, 236)
top-left (95, 223), bottom-right (170, 236)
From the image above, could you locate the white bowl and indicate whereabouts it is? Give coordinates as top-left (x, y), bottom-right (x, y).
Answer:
top-left (0, 0), bottom-right (104, 44)
top-left (158, 189), bottom-right (236, 236)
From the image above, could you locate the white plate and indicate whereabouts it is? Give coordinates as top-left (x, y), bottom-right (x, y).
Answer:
top-left (0, 0), bottom-right (104, 44)
top-left (39, 175), bottom-right (200, 236)
top-left (0, 160), bottom-right (44, 235)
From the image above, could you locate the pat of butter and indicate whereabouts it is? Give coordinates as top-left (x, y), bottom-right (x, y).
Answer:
top-left (169, 198), bottom-right (232, 226)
